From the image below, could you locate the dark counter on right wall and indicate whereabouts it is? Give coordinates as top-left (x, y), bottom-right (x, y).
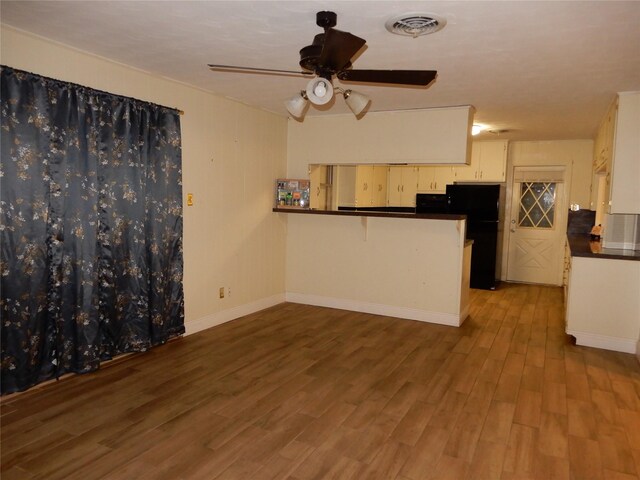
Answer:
top-left (567, 234), bottom-right (640, 261)
top-left (566, 209), bottom-right (640, 261)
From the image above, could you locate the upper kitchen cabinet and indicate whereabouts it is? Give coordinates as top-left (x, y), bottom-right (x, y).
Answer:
top-left (417, 165), bottom-right (455, 193)
top-left (387, 166), bottom-right (418, 207)
top-left (371, 165), bottom-right (388, 207)
top-left (309, 164), bottom-right (328, 210)
top-left (332, 165), bottom-right (388, 208)
top-left (593, 101), bottom-right (616, 175)
top-left (355, 165), bottom-right (388, 207)
top-left (454, 140), bottom-right (508, 182)
top-left (287, 106), bottom-right (475, 169)
top-left (609, 92), bottom-right (640, 214)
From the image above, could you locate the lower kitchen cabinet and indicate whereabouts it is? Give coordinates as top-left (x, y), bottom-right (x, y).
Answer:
top-left (565, 255), bottom-right (640, 353)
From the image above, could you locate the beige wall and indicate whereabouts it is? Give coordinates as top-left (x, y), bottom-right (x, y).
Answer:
top-left (1, 26), bottom-right (288, 332)
top-left (507, 140), bottom-right (594, 209)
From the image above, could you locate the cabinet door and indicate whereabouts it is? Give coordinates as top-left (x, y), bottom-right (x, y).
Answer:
top-left (372, 165), bottom-right (388, 207)
top-left (309, 164), bottom-right (327, 209)
top-left (418, 166), bottom-right (454, 193)
top-left (417, 166), bottom-right (436, 192)
top-left (355, 165), bottom-right (374, 207)
top-left (336, 166), bottom-right (357, 207)
top-left (609, 92), bottom-right (640, 214)
top-left (401, 167), bottom-right (419, 207)
top-left (478, 140), bottom-right (507, 182)
top-left (387, 166), bottom-right (404, 206)
top-left (454, 144), bottom-right (480, 181)
top-left (433, 166), bottom-right (455, 193)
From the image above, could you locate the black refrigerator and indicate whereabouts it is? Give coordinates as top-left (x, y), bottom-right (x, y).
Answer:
top-left (446, 184), bottom-right (501, 290)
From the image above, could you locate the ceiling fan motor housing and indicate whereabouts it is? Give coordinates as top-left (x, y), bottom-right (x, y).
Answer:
top-left (299, 33), bottom-right (324, 72)
top-left (316, 11), bottom-right (337, 29)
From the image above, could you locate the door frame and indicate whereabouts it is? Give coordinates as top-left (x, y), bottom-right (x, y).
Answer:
top-left (502, 164), bottom-right (571, 285)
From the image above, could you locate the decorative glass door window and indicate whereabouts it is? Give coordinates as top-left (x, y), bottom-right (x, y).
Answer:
top-left (518, 182), bottom-right (556, 228)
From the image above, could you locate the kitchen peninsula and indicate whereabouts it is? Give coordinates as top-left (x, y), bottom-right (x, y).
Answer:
top-left (565, 234), bottom-right (640, 353)
top-left (274, 208), bottom-right (472, 326)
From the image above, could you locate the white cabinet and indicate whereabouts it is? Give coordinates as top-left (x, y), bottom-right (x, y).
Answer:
top-left (336, 165), bottom-right (357, 208)
top-left (387, 166), bottom-right (418, 207)
top-left (454, 140), bottom-right (508, 182)
top-left (335, 165), bottom-right (388, 208)
top-left (309, 164), bottom-right (328, 210)
top-left (565, 255), bottom-right (640, 353)
top-left (288, 106), bottom-right (475, 165)
top-left (417, 166), bottom-right (455, 193)
top-left (372, 165), bottom-right (388, 207)
top-left (593, 102), bottom-right (615, 175)
top-left (355, 165), bottom-right (373, 207)
top-left (354, 165), bottom-right (388, 207)
top-left (609, 92), bottom-right (640, 214)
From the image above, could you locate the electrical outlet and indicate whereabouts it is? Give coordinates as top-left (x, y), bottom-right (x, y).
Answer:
top-left (219, 287), bottom-right (224, 299)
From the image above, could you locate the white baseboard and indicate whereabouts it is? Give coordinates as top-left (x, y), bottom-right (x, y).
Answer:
top-left (285, 292), bottom-right (464, 327)
top-left (567, 329), bottom-right (638, 354)
top-left (185, 294), bottom-right (286, 336)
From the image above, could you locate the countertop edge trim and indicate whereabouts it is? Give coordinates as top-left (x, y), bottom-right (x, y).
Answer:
top-left (272, 208), bottom-right (466, 221)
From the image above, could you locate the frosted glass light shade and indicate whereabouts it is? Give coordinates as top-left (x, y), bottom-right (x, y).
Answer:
top-left (285, 91), bottom-right (308, 118)
top-left (344, 90), bottom-right (371, 116)
top-left (306, 78), bottom-right (334, 105)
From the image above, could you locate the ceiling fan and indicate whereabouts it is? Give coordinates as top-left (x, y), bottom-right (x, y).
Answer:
top-left (208, 11), bottom-right (438, 119)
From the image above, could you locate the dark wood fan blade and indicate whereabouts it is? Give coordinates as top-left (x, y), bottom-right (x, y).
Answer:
top-left (319, 28), bottom-right (366, 72)
top-left (337, 69), bottom-right (437, 86)
top-left (208, 64), bottom-right (313, 77)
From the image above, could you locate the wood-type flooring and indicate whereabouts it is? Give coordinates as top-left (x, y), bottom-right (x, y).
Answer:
top-left (2, 283), bottom-right (640, 479)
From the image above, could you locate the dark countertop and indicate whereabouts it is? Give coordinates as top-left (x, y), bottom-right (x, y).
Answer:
top-left (567, 234), bottom-right (640, 261)
top-left (273, 207), bottom-right (467, 221)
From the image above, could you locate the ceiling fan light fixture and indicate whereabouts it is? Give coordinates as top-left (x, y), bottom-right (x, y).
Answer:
top-left (343, 90), bottom-right (371, 116)
top-left (285, 90), bottom-right (309, 118)
top-left (306, 77), bottom-right (334, 105)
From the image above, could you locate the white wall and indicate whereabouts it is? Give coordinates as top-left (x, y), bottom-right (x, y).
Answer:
top-left (1, 26), bottom-right (289, 333)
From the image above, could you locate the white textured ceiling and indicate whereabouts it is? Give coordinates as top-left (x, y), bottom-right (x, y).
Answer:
top-left (2, 1), bottom-right (639, 141)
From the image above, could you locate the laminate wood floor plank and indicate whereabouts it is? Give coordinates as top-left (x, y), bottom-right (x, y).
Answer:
top-left (2, 283), bottom-right (639, 480)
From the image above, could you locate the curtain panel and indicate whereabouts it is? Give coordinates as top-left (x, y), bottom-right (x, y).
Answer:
top-left (1, 66), bottom-right (185, 394)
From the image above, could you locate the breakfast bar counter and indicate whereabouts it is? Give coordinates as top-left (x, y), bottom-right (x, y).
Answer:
top-left (275, 207), bottom-right (472, 327)
top-left (272, 207), bottom-right (466, 221)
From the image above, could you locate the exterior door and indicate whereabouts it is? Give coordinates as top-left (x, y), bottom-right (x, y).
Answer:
top-left (506, 168), bottom-right (567, 285)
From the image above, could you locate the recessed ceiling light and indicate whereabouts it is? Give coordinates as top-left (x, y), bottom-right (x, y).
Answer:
top-left (472, 124), bottom-right (486, 135)
top-left (385, 13), bottom-right (447, 38)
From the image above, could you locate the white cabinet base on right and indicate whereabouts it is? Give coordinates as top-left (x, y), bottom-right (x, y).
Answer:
top-left (565, 256), bottom-right (640, 354)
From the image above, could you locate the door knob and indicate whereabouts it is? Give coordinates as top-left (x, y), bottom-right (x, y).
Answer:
top-left (510, 219), bottom-right (516, 232)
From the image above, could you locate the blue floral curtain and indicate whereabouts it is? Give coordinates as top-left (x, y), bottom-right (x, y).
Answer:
top-left (1, 66), bottom-right (185, 394)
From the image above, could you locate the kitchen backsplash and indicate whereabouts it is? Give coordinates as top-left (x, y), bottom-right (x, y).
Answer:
top-left (567, 209), bottom-right (596, 235)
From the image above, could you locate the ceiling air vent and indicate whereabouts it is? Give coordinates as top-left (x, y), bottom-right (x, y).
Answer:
top-left (385, 13), bottom-right (447, 38)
